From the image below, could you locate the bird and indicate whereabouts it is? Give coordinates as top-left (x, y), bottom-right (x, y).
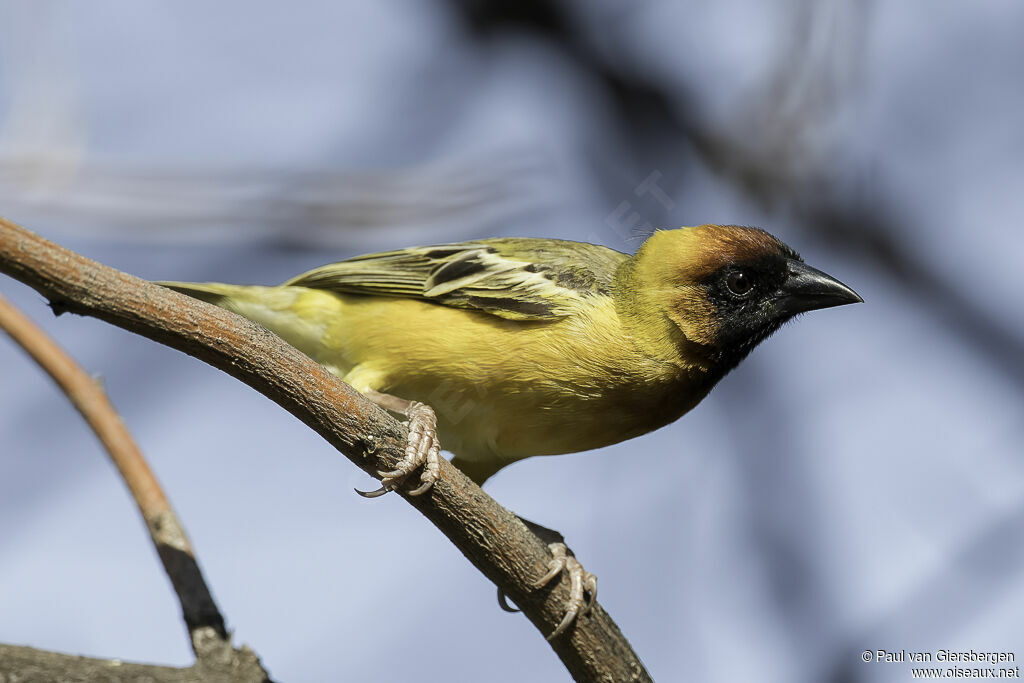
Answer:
top-left (160, 224), bottom-right (861, 637)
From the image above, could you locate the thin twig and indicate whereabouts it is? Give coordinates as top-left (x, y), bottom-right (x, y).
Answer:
top-left (0, 292), bottom-right (262, 675)
top-left (0, 216), bottom-right (651, 683)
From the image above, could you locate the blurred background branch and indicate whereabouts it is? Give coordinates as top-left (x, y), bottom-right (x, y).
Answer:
top-left (0, 292), bottom-right (252, 673)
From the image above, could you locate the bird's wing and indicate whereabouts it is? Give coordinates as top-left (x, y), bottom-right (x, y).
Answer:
top-left (284, 237), bottom-right (628, 320)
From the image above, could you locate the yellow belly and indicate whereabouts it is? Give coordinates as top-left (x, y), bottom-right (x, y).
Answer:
top-left (218, 286), bottom-right (703, 470)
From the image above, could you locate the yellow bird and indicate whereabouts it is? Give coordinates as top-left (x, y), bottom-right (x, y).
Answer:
top-left (162, 224), bottom-right (860, 636)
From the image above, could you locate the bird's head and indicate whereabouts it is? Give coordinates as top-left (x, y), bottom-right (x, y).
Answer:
top-left (627, 224), bottom-right (862, 375)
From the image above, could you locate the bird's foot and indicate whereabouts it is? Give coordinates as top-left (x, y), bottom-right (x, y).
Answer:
top-left (499, 542), bottom-right (598, 640)
top-left (535, 543), bottom-right (597, 640)
top-left (356, 399), bottom-right (440, 498)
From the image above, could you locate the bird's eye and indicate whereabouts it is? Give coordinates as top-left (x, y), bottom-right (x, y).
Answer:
top-left (726, 270), bottom-right (754, 297)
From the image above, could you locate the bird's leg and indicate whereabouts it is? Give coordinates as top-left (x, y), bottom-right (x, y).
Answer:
top-left (518, 517), bottom-right (565, 545)
top-left (355, 390), bottom-right (441, 498)
top-left (499, 516), bottom-right (598, 641)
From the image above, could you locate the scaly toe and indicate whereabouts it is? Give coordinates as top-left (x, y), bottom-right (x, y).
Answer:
top-left (531, 543), bottom-right (598, 640)
top-left (358, 400), bottom-right (441, 498)
top-left (533, 543), bottom-right (568, 589)
top-left (378, 466), bottom-right (415, 479)
top-left (582, 572), bottom-right (598, 615)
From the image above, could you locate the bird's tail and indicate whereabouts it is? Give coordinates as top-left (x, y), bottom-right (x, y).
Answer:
top-left (157, 281), bottom-right (242, 307)
top-left (155, 281), bottom-right (337, 363)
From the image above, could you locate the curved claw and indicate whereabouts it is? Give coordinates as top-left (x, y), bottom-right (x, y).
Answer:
top-left (406, 477), bottom-right (435, 497)
top-left (497, 588), bottom-right (521, 613)
top-left (548, 604), bottom-right (580, 641)
top-left (534, 562), bottom-right (565, 589)
top-left (354, 485), bottom-right (392, 498)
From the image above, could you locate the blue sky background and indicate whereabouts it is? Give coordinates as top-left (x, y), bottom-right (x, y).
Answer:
top-left (1, 2), bottom-right (1023, 682)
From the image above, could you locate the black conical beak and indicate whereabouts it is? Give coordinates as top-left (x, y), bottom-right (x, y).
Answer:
top-left (774, 259), bottom-right (863, 318)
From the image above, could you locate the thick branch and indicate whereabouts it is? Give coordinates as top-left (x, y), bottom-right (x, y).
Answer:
top-left (0, 216), bottom-right (651, 683)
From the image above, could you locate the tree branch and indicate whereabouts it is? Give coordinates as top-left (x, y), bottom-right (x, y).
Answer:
top-left (0, 216), bottom-right (651, 682)
top-left (0, 643), bottom-right (268, 683)
top-left (0, 292), bottom-right (266, 678)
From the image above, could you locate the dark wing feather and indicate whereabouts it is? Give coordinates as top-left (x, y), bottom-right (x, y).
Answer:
top-left (284, 237), bottom-right (627, 320)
